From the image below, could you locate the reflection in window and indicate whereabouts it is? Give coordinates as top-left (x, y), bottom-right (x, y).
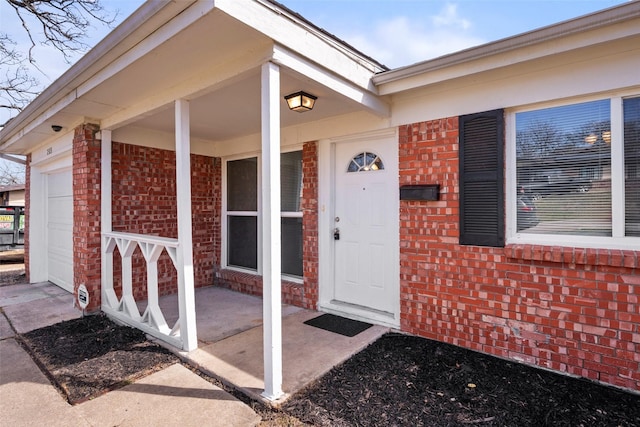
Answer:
top-left (516, 99), bottom-right (611, 236)
top-left (347, 152), bottom-right (384, 172)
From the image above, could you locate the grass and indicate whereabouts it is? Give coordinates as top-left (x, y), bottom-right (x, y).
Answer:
top-left (534, 191), bottom-right (611, 222)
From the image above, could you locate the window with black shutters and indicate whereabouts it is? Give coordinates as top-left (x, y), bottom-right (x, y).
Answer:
top-left (459, 109), bottom-right (505, 247)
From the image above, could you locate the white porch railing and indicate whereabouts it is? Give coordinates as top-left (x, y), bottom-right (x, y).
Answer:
top-left (101, 231), bottom-right (187, 349)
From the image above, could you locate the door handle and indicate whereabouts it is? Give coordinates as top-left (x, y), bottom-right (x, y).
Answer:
top-left (334, 227), bottom-right (340, 240)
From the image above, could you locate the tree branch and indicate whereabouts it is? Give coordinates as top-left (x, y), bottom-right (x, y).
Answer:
top-left (1, 0), bottom-right (116, 118)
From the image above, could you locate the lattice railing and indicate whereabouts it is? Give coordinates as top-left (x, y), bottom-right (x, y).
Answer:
top-left (101, 231), bottom-right (184, 349)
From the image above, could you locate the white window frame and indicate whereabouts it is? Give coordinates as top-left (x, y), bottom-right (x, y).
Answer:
top-left (222, 153), bottom-right (261, 274)
top-left (222, 147), bottom-right (304, 282)
top-left (506, 92), bottom-right (640, 251)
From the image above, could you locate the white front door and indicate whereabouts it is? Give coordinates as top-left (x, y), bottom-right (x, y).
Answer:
top-left (47, 170), bottom-right (74, 292)
top-left (331, 136), bottom-right (399, 323)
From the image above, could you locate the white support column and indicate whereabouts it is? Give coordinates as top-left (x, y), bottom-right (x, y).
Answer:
top-left (261, 61), bottom-right (283, 401)
top-left (175, 99), bottom-right (198, 351)
top-left (100, 130), bottom-right (115, 308)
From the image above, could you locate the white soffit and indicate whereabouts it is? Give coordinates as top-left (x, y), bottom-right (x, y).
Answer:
top-left (1, 0), bottom-right (389, 153)
top-left (0, 1), bottom-right (197, 152)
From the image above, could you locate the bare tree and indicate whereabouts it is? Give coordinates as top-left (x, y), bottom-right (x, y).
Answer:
top-left (0, 34), bottom-right (39, 115)
top-left (1, 0), bottom-right (116, 120)
top-left (0, 158), bottom-right (25, 185)
top-left (516, 120), bottom-right (563, 159)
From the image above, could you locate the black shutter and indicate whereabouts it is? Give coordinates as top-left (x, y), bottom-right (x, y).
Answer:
top-left (459, 109), bottom-right (505, 247)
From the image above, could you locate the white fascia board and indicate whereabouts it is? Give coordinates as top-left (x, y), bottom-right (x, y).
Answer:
top-left (215, 0), bottom-right (382, 90)
top-left (0, 1), bottom-right (194, 148)
top-left (374, 2), bottom-right (640, 95)
top-left (272, 45), bottom-right (389, 118)
top-left (0, 90), bottom-right (77, 153)
top-left (101, 47), bottom-right (271, 131)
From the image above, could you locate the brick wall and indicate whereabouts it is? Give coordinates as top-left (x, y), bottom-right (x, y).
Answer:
top-left (217, 269), bottom-right (304, 306)
top-left (111, 142), bottom-right (218, 300)
top-left (399, 118), bottom-right (640, 391)
top-left (73, 124), bottom-right (102, 310)
top-left (301, 141), bottom-right (319, 309)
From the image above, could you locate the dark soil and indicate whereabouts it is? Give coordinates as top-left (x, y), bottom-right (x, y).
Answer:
top-left (0, 251), bottom-right (26, 286)
top-left (19, 314), bottom-right (178, 404)
top-left (14, 304), bottom-right (640, 426)
top-left (0, 268), bottom-right (26, 286)
top-left (284, 333), bottom-right (640, 426)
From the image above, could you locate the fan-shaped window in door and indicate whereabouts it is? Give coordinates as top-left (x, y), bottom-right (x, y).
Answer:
top-left (347, 152), bottom-right (384, 172)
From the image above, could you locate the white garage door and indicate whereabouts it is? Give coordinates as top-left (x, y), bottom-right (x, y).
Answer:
top-left (47, 170), bottom-right (73, 292)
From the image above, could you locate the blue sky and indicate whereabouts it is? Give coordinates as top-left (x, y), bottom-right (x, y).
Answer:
top-left (0, 0), bottom-right (629, 127)
top-left (278, 0), bottom-right (629, 68)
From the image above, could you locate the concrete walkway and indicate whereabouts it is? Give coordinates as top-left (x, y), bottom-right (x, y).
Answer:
top-left (0, 281), bottom-right (389, 425)
top-left (0, 282), bottom-right (261, 427)
top-left (153, 286), bottom-right (389, 403)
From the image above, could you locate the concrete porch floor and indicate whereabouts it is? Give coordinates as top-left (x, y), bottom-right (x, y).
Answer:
top-left (151, 286), bottom-right (389, 404)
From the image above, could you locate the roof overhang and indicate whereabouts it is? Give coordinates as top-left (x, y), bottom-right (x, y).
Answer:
top-left (373, 1), bottom-right (640, 95)
top-left (0, 0), bottom-right (388, 155)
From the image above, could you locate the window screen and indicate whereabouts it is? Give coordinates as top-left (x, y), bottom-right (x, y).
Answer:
top-left (227, 158), bottom-right (258, 270)
top-left (281, 151), bottom-right (303, 212)
top-left (227, 157), bottom-right (257, 212)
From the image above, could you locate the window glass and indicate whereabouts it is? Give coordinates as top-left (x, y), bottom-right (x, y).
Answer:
top-left (281, 217), bottom-right (303, 276)
top-left (227, 216), bottom-right (257, 269)
top-left (281, 151), bottom-right (303, 212)
top-left (516, 99), bottom-right (611, 236)
top-left (624, 97), bottom-right (640, 237)
top-left (227, 158), bottom-right (257, 211)
top-left (347, 152), bottom-right (384, 172)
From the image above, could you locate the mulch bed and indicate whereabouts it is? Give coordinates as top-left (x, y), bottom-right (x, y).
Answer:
top-left (19, 314), bottom-right (178, 404)
top-left (284, 333), bottom-right (640, 427)
top-left (12, 303), bottom-right (640, 426)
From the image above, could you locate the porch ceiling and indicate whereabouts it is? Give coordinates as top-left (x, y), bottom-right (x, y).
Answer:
top-left (127, 67), bottom-right (363, 142)
top-left (0, 2), bottom-right (385, 154)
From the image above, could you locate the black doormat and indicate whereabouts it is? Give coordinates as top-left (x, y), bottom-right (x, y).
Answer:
top-left (303, 314), bottom-right (372, 337)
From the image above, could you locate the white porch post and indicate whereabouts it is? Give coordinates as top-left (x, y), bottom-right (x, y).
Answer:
top-left (261, 61), bottom-right (283, 400)
top-left (175, 99), bottom-right (198, 351)
top-left (100, 130), bottom-right (116, 308)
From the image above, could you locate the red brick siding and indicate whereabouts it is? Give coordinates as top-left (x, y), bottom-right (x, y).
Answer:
top-left (73, 124), bottom-right (102, 311)
top-left (111, 142), bottom-right (217, 301)
top-left (399, 118), bottom-right (640, 391)
top-left (302, 141), bottom-right (319, 309)
top-left (23, 154), bottom-right (31, 283)
top-left (217, 269), bottom-right (303, 307)
top-left (209, 157), bottom-right (222, 279)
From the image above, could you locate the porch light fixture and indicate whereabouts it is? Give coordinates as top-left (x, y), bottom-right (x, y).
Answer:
top-left (284, 91), bottom-right (317, 112)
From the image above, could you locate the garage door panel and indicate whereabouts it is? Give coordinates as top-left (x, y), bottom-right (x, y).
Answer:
top-left (47, 171), bottom-right (73, 292)
top-left (48, 197), bottom-right (72, 223)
